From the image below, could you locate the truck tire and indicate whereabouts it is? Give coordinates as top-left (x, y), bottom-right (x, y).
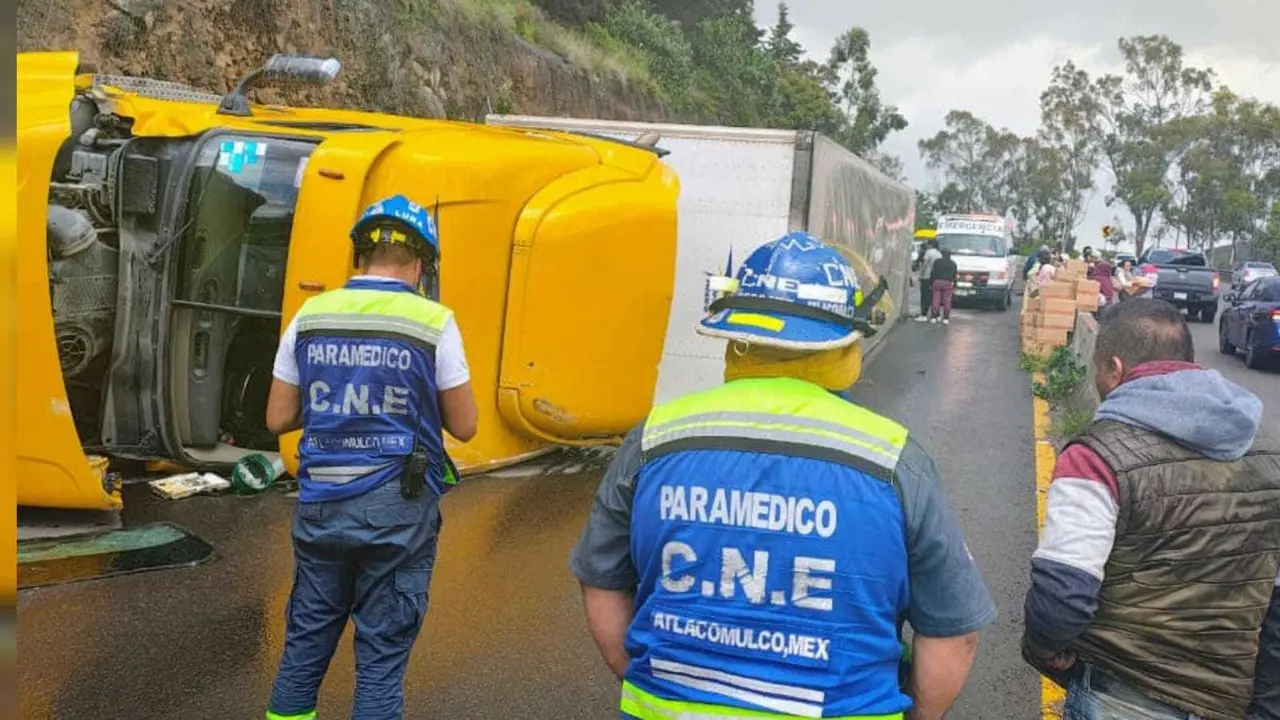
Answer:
top-left (995, 293), bottom-right (1009, 311)
top-left (1219, 322), bottom-right (1236, 355)
top-left (1200, 304), bottom-right (1217, 323)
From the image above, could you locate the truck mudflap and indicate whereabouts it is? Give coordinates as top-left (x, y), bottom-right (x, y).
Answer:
top-left (497, 160), bottom-right (679, 444)
top-left (17, 51), bottom-right (123, 511)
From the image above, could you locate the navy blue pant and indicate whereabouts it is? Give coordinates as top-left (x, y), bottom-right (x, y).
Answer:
top-left (1249, 585), bottom-right (1280, 719)
top-left (268, 478), bottom-right (441, 719)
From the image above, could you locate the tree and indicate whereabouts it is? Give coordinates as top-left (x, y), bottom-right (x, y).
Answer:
top-left (765, 2), bottom-right (803, 67)
top-left (1169, 89), bottom-right (1280, 261)
top-left (935, 183), bottom-right (969, 214)
top-left (770, 59), bottom-right (844, 134)
top-left (766, 15), bottom-right (844, 135)
top-left (1038, 60), bottom-right (1103, 249)
top-left (914, 190), bottom-right (940, 231)
top-left (1093, 35), bottom-right (1215, 256)
top-left (1012, 138), bottom-right (1071, 244)
top-left (917, 110), bottom-right (1021, 215)
top-left (825, 28), bottom-right (907, 155)
top-left (603, 2), bottom-right (695, 108)
top-left (1254, 202), bottom-right (1280, 264)
top-left (688, 12), bottom-right (778, 126)
top-left (869, 152), bottom-right (905, 182)
top-left (647, 0), bottom-right (754, 27)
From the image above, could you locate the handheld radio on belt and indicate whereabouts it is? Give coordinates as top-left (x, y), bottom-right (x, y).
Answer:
top-left (399, 442), bottom-right (461, 499)
top-left (401, 441), bottom-right (429, 499)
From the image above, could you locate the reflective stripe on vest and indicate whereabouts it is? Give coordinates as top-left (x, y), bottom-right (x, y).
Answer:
top-left (622, 681), bottom-right (904, 720)
top-left (297, 312), bottom-right (444, 350)
top-left (295, 287), bottom-right (451, 350)
top-left (641, 377), bottom-right (907, 477)
top-left (303, 462), bottom-right (394, 484)
top-left (293, 278), bottom-right (452, 502)
top-left (626, 377), bottom-right (911, 718)
top-left (265, 710), bottom-right (317, 720)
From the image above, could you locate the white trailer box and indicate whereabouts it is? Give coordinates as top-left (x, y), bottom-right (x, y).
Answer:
top-left (486, 116), bottom-right (915, 405)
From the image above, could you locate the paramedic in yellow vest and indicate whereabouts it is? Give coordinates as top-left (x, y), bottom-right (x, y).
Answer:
top-left (570, 232), bottom-right (996, 720)
top-left (264, 194), bottom-right (477, 720)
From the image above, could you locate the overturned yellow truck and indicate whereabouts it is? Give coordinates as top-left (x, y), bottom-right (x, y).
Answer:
top-left (18, 52), bottom-right (679, 511)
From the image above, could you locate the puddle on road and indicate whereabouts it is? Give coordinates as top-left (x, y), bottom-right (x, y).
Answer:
top-left (18, 522), bottom-right (214, 590)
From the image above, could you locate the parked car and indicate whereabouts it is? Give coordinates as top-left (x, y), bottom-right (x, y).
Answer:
top-left (1137, 247), bottom-right (1220, 322)
top-left (1231, 261), bottom-right (1277, 290)
top-left (1219, 276), bottom-right (1280, 369)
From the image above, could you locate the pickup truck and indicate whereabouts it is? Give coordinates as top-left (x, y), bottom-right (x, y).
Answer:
top-left (1137, 248), bottom-right (1221, 322)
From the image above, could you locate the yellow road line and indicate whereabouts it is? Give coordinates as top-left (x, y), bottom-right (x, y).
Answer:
top-left (1031, 372), bottom-right (1066, 719)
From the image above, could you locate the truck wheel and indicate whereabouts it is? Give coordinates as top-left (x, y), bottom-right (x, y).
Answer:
top-left (1200, 305), bottom-right (1217, 323)
top-left (996, 293), bottom-right (1009, 311)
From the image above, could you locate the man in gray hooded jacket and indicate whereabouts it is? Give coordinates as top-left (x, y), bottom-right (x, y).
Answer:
top-left (1022, 299), bottom-right (1280, 720)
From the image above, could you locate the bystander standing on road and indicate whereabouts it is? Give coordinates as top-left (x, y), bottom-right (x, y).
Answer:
top-left (1022, 299), bottom-right (1280, 720)
top-left (264, 195), bottom-right (478, 720)
top-left (1053, 241), bottom-right (1067, 265)
top-left (1089, 255), bottom-right (1116, 313)
top-left (1025, 243), bottom-right (1049, 281)
top-left (929, 248), bottom-right (958, 325)
top-left (1113, 259), bottom-right (1136, 299)
top-left (914, 239), bottom-right (941, 322)
top-left (1031, 249), bottom-right (1057, 287)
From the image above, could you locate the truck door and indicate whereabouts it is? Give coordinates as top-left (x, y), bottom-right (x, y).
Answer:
top-left (270, 132), bottom-right (400, 475)
top-left (163, 132), bottom-right (323, 462)
top-left (496, 157), bottom-right (679, 443)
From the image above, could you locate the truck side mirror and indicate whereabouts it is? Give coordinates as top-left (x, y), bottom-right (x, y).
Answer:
top-left (218, 54), bottom-right (342, 117)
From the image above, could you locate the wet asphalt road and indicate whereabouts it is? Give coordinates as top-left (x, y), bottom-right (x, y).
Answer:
top-left (18, 304), bottom-right (1042, 720)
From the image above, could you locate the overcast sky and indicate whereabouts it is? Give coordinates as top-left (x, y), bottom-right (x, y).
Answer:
top-left (753, 0), bottom-right (1280, 250)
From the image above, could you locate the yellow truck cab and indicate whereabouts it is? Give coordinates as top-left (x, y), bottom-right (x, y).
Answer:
top-left (18, 52), bottom-right (679, 511)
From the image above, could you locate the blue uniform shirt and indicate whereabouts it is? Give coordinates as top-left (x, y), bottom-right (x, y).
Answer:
top-left (570, 425), bottom-right (996, 652)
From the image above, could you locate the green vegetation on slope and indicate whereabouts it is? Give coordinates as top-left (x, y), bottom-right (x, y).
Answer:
top-left (431, 0), bottom-right (655, 89)
top-left (454, 0), bottom-right (910, 175)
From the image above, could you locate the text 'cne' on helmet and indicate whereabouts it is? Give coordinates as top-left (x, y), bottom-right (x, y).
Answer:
top-left (698, 231), bottom-right (878, 351)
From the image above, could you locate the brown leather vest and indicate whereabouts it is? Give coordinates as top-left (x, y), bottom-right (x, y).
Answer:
top-left (1069, 419), bottom-right (1280, 720)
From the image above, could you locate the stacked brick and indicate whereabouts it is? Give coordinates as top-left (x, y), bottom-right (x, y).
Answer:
top-left (1020, 259), bottom-right (1101, 358)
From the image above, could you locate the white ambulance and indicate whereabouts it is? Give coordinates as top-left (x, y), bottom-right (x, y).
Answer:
top-left (933, 213), bottom-right (1018, 311)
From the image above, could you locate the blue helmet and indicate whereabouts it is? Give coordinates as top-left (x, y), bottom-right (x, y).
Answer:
top-left (699, 232), bottom-right (874, 350)
top-left (350, 194), bottom-right (439, 261)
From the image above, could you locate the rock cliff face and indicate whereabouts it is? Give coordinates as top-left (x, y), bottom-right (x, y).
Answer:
top-left (18, 0), bottom-right (669, 122)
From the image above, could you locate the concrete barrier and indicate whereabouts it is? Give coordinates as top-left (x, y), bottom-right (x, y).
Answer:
top-left (1062, 311), bottom-right (1101, 420)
